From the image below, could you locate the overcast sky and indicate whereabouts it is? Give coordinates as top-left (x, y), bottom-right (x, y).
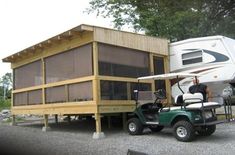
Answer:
top-left (0, 0), bottom-right (116, 77)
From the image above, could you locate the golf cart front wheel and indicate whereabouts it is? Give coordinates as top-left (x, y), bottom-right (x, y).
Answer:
top-left (127, 118), bottom-right (143, 135)
top-left (197, 125), bottom-right (216, 136)
top-left (173, 121), bottom-right (195, 142)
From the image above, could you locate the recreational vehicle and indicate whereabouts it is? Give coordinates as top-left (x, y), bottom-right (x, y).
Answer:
top-left (170, 36), bottom-right (235, 104)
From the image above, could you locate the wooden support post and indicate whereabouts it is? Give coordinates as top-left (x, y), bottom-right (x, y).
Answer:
top-left (122, 113), bottom-right (127, 131)
top-left (127, 83), bottom-right (131, 100)
top-left (93, 113), bottom-right (105, 139)
top-left (65, 85), bottom-right (69, 102)
top-left (92, 41), bottom-right (100, 103)
top-left (107, 116), bottom-right (111, 129)
top-left (11, 115), bottom-right (17, 126)
top-left (42, 114), bottom-right (50, 131)
top-left (95, 113), bottom-right (101, 133)
top-left (149, 53), bottom-right (155, 92)
top-left (68, 115), bottom-right (71, 123)
top-left (44, 114), bottom-right (49, 127)
top-left (55, 114), bottom-right (58, 124)
top-left (164, 56), bottom-right (172, 105)
top-left (11, 92), bottom-right (16, 126)
top-left (42, 58), bottom-right (46, 105)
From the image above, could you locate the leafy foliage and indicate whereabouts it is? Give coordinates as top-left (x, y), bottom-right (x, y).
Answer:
top-left (87, 0), bottom-right (235, 41)
top-left (0, 73), bottom-right (12, 100)
top-left (0, 99), bottom-right (11, 111)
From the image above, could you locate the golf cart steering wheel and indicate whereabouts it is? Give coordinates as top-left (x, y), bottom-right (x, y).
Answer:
top-left (153, 89), bottom-right (166, 109)
top-left (154, 89), bottom-right (166, 100)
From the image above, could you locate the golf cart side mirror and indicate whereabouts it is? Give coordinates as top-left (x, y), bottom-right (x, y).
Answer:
top-left (134, 90), bottom-right (139, 102)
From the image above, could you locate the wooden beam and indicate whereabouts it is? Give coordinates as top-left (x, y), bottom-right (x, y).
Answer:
top-left (164, 56), bottom-right (172, 105)
top-left (98, 75), bottom-right (152, 84)
top-left (65, 84), bottom-right (69, 102)
top-left (127, 82), bottom-right (131, 100)
top-left (11, 102), bottom-right (97, 115)
top-left (92, 42), bottom-right (99, 103)
top-left (99, 100), bottom-right (135, 106)
top-left (98, 105), bottom-right (135, 113)
top-left (149, 53), bottom-right (155, 92)
top-left (42, 58), bottom-right (46, 104)
top-left (12, 76), bottom-right (95, 93)
top-left (93, 42), bottom-right (99, 76)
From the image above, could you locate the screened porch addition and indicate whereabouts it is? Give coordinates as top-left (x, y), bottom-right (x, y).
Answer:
top-left (3, 24), bottom-right (169, 138)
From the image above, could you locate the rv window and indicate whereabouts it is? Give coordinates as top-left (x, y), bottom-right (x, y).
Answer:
top-left (182, 50), bottom-right (202, 65)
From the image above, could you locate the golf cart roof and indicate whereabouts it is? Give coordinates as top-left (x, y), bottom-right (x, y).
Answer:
top-left (137, 72), bottom-right (200, 80)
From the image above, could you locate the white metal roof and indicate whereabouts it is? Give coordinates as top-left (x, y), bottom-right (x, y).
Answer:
top-left (170, 35), bottom-right (226, 46)
top-left (137, 72), bottom-right (200, 80)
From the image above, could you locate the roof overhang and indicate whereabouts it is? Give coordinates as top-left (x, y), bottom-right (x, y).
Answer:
top-left (2, 24), bottom-right (94, 63)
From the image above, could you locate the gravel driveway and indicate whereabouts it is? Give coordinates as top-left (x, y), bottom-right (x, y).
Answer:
top-left (0, 119), bottom-right (235, 155)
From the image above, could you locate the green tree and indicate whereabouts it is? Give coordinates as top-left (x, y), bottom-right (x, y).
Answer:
top-left (0, 73), bottom-right (12, 100)
top-left (87, 0), bottom-right (235, 41)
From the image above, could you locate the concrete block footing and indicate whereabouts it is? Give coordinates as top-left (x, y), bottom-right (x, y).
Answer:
top-left (92, 132), bottom-right (105, 139)
top-left (42, 126), bottom-right (51, 132)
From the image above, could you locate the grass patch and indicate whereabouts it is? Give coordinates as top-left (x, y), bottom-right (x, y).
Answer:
top-left (0, 99), bottom-right (11, 111)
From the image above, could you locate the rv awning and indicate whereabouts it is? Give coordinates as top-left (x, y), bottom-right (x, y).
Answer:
top-left (138, 73), bottom-right (200, 80)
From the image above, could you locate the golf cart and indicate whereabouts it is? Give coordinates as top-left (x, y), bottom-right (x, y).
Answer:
top-left (126, 73), bottom-right (227, 142)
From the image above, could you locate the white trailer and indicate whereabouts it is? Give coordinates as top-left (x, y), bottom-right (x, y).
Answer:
top-left (170, 35), bottom-right (235, 104)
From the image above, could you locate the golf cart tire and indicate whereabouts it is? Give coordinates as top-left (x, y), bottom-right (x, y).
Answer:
top-left (197, 125), bottom-right (216, 136)
top-left (127, 118), bottom-right (144, 135)
top-left (173, 121), bottom-right (195, 142)
top-left (149, 125), bottom-right (164, 132)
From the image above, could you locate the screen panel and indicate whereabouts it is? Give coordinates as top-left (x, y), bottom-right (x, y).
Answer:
top-left (46, 86), bottom-right (66, 103)
top-left (45, 44), bottom-right (93, 83)
top-left (14, 92), bottom-right (27, 106)
top-left (68, 81), bottom-right (93, 102)
top-left (28, 89), bottom-right (42, 105)
top-left (14, 60), bottom-right (42, 89)
top-left (100, 81), bottom-right (127, 100)
top-left (98, 43), bottom-right (150, 78)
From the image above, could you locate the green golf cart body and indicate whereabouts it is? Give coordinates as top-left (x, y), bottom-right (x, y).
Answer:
top-left (126, 73), bottom-right (227, 142)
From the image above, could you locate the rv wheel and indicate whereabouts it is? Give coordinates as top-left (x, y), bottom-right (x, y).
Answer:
top-left (173, 121), bottom-right (195, 142)
top-left (127, 118), bottom-right (143, 135)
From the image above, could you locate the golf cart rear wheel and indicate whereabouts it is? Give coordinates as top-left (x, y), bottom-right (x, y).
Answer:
top-left (173, 121), bottom-right (195, 142)
top-left (127, 118), bottom-right (143, 135)
top-left (149, 125), bottom-right (164, 132)
top-left (197, 125), bottom-right (216, 136)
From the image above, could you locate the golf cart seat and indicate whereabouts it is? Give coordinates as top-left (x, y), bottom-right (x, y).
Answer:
top-left (180, 93), bottom-right (221, 109)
